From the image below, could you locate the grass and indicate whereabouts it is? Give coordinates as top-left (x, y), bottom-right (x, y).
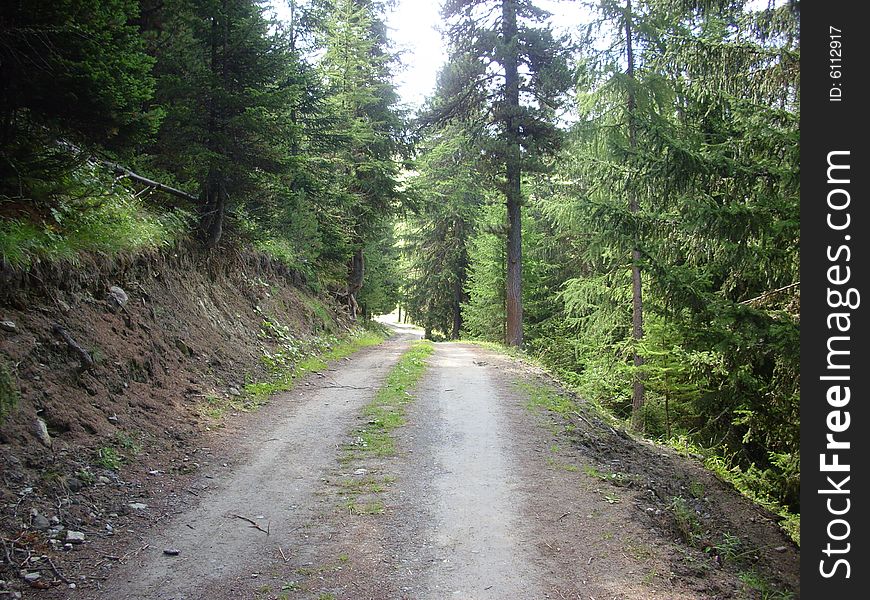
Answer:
top-left (624, 540), bottom-right (654, 561)
top-left (245, 328), bottom-right (386, 403)
top-left (0, 162), bottom-right (190, 270)
top-left (197, 325), bottom-right (386, 425)
top-left (669, 496), bottom-right (704, 546)
top-left (342, 340), bottom-right (434, 462)
top-left (582, 464), bottom-right (635, 487)
top-left (300, 295), bottom-right (338, 333)
top-left (335, 340), bottom-right (433, 518)
top-left (92, 430), bottom-right (145, 472)
top-left (198, 327), bottom-right (385, 424)
top-left (95, 447), bottom-right (122, 471)
top-left (115, 431), bottom-right (142, 454)
top-left (518, 380), bottom-right (576, 417)
top-left (546, 458), bottom-right (578, 472)
top-left (669, 435), bottom-right (800, 545)
top-left (339, 476), bottom-right (387, 495)
top-left (667, 496), bottom-right (793, 598)
top-left (75, 469), bottom-right (97, 485)
top-left (737, 570), bottom-right (794, 600)
top-left (345, 499), bottom-right (385, 515)
top-left (499, 345), bottom-right (800, 547)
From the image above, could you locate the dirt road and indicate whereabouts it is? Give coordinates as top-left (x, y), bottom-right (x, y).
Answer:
top-left (82, 328), bottom-right (418, 600)
top-left (70, 327), bottom-right (799, 600)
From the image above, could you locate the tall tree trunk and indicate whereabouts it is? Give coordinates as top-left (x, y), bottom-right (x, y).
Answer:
top-left (346, 246), bottom-right (365, 320)
top-left (451, 276), bottom-right (463, 340)
top-left (502, 0), bottom-right (523, 347)
top-left (625, 0), bottom-right (646, 432)
top-left (424, 298), bottom-right (434, 340)
top-left (199, 169), bottom-right (225, 249)
top-left (200, 2), bottom-right (227, 251)
top-left (451, 218), bottom-right (468, 340)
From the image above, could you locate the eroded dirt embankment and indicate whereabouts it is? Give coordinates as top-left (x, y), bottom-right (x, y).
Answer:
top-left (0, 246), bottom-right (352, 595)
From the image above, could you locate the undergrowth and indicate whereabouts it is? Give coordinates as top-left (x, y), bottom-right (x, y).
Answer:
top-left (196, 322), bottom-right (388, 424)
top-left (245, 325), bottom-right (387, 403)
top-left (0, 361), bottom-right (19, 425)
top-left (0, 162), bottom-right (190, 269)
top-left (486, 340), bottom-right (800, 546)
top-left (668, 496), bottom-right (794, 599)
top-left (669, 435), bottom-right (800, 545)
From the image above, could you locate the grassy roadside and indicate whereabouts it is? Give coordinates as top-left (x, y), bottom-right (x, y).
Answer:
top-left (516, 375), bottom-right (795, 599)
top-left (246, 326), bottom-right (388, 402)
top-left (197, 325), bottom-right (389, 424)
top-left (467, 338), bottom-right (799, 546)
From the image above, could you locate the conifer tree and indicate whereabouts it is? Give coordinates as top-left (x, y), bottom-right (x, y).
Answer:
top-left (320, 0), bottom-right (406, 317)
top-left (405, 128), bottom-right (483, 338)
top-left (431, 0), bottom-right (571, 346)
top-left (0, 0), bottom-right (156, 197)
top-left (143, 0), bottom-right (301, 248)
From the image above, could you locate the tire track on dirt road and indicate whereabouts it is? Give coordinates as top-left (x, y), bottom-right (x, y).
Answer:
top-left (311, 341), bottom-right (759, 600)
top-left (80, 329), bottom-right (418, 600)
top-left (410, 343), bottom-right (546, 599)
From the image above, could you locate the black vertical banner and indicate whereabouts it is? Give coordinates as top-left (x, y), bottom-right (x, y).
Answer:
top-left (801, 1), bottom-right (868, 597)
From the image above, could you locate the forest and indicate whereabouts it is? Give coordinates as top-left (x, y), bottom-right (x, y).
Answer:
top-left (0, 0), bottom-right (800, 542)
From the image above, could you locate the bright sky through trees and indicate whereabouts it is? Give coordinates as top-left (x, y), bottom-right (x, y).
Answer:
top-left (270, 0), bottom-right (588, 110)
top-left (385, 0), bottom-right (587, 109)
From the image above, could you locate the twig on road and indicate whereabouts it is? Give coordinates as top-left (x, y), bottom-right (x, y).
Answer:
top-left (231, 513), bottom-right (269, 535)
top-left (319, 383), bottom-right (374, 390)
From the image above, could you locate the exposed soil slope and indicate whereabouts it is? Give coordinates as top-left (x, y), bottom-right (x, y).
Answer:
top-left (0, 248), bottom-right (352, 595)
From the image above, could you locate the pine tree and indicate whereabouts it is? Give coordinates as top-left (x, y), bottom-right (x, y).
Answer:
top-left (405, 127), bottom-right (483, 338)
top-left (320, 0), bottom-right (406, 317)
top-left (431, 0), bottom-right (572, 346)
top-left (0, 0), bottom-right (156, 197)
top-left (548, 0), bottom-right (800, 507)
top-left (142, 0), bottom-right (301, 248)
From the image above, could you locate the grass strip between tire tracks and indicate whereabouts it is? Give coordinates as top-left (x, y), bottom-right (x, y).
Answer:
top-left (343, 339), bottom-right (434, 461)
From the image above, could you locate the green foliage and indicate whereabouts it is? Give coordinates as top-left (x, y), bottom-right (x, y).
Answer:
top-left (669, 434), bottom-right (799, 545)
top-left (0, 0), bottom-right (801, 541)
top-left (404, 128), bottom-right (482, 337)
top-left (431, 0), bottom-right (573, 346)
top-left (461, 203), bottom-right (507, 342)
top-left (96, 446), bottom-right (123, 471)
top-left (0, 0), bottom-right (157, 152)
top-left (518, 381), bottom-right (575, 418)
top-left (438, 0), bottom-right (801, 536)
top-left (669, 496), bottom-right (704, 546)
top-left (115, 431), bottom-right (142, 455)
top-left (1, 0), bottom-right (409, 335)
top-left (318, 0), bottom-right (407, 306)
top-left (737, 570), bottom-right (794, 600)
top-left (530, 0), bottom-right (800, 519)
top-left (357, 225), bottom-right (402, 317)
top-left (0, 162), bottom-right (191, 268)
top-left (246, 318), bottom-right (386, 400)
